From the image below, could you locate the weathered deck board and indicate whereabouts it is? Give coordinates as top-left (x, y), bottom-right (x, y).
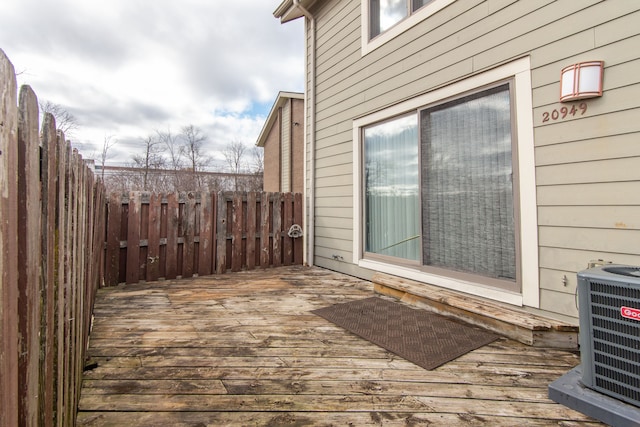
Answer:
top-left (77, 266), bottom-right (602, 426)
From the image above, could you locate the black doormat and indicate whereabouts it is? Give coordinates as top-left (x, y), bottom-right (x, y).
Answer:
top-left (312, 297), bottom-right (498, 370)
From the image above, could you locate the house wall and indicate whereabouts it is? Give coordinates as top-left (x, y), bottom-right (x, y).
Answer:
top-left (291, 98), bottom-right (305, 194)
top-left (305, 0), bottom-right (640, 321)
top-left (263, 112), bottom-right (281, 192)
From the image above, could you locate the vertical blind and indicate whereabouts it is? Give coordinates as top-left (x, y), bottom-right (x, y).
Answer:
top-left (420, 84), bottom-right (516, 280)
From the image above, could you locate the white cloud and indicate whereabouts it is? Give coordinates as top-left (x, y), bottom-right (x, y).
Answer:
top-left (0, 0), bottom-right (304, 166)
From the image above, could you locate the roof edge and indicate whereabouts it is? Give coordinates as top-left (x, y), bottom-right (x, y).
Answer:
top-left (273, 0), bottom-right (317, 23)
top-left (256, 91), bottom-right (304, 147)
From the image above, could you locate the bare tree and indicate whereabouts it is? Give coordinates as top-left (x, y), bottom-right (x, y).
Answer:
top-left (180, 124), bottom-right (210, 190)
top-left (252, 146), bottom-right (264, 174)
top-left (132, 135), bottom-right (166, 191)
top-left (156, 127), bottom-right (183, 190)
top-left (39, 100), bottom-right (79, 137)
top-left (223, 140), bottom-right (248, 191)
top-left (98, 134), bottom-right (117, 181)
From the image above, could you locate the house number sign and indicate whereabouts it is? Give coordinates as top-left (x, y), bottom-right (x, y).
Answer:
top-left (541, 102), bottom-right (587, 123)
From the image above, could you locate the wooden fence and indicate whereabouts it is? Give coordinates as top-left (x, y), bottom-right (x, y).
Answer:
top-left (104, 191), bottom-right (304, 285)
top-left (0, 48), bottom-right (305, 426)
top-left (1, 50), bottom-right (107, 426)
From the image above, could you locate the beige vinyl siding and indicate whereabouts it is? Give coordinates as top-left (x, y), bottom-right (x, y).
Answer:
top-left (536, 133), bottom-right (640, 165)
top-left (307, 0), bottom-right (640, 320)
top-left (538, 206), bottom-right (640, 230)
top-left (538, 182), bottom-right (640, 206)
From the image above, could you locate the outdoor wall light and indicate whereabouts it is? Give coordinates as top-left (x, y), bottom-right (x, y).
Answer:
top-left (560, 61), bottom-right (604, 102)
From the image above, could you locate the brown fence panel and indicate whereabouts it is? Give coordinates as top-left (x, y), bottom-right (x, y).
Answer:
top-left (1, 50), bottom-right (108, 426)
top-left (104, 191), bottom-right (304, 285)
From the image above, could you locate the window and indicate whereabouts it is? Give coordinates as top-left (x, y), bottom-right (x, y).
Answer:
top-left (362, 0), bottom-right (454, 55)
top-left (369, 0), bottom-right (435, 39)
top-left (364, 114), bottom-right (420, 261)
top-left (353, 58), bottom-right (538, 305)
top-left (362, 84), bottom-right (517, 287)
top-left (420, 84), bottom-right (516, 281)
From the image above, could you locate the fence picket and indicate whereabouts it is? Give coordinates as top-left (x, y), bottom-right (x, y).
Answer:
top-left (283, 192), bottom-right (293, 266)
top-left (147, 193), bottom-right (161, 281)
top-left (126, 192), bottom-right (141, 284)
top-left (0, 48), bottom-right (19, 427)
top-left (105, 193), bottom-right (121, 286)
top-left (17, 83), bottom-right (41, 426)
top-left (272, 193), bottom-right (282, 268)
top-left (294, 193), bottom-right (304, 265)
top-left (260, 192), bottom-right (271, 267)
top-left (231, 193), bottom-right (243, 272)
top-left (198, 192), bottom-right (214, 275)
top-left (216, 193), bottom-right (228, 274)
top-left (246, 192), bottom-right (257, 270)
top-left (182, 192), bottom-right (196, 278)
top-left (165, 193), bottom-right (179, 279)
top-left (40, 112), bottom-right (58, 425)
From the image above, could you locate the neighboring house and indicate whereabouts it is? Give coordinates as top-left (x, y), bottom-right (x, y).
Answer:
top-left (274, 0), bottom-right (640, 324)
top-left (256, 91), bottom-right (305, 193)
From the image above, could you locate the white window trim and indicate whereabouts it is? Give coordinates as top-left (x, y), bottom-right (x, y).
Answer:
top-left (352, 57), bottom-right (539, 308)
top-left (361, 0), bottom-right (456, 56)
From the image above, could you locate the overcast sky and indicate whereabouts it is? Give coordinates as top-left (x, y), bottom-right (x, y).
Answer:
top-left (0, 0), bottom-right (304, 168)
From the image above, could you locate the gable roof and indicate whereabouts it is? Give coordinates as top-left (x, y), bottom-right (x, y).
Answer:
top-left (256, 91), bottom-right (304, 147)
top-left (273, 0), bottom-right (318, 23)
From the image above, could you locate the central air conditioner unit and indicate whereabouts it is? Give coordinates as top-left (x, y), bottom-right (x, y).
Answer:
top-left (577, 265), bottom-right (640, 408)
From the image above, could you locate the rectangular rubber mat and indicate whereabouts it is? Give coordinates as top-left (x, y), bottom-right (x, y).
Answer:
top-left (312, 297), bottom-right (499, 370)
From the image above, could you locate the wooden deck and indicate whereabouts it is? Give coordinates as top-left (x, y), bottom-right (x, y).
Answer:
top-left (77, 266), bottom-right (603, 426)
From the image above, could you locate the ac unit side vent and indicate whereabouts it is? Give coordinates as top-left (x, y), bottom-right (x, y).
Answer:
top-left (578, 266), bottom-right (640, 408)
top-left (594, 353), bottom-right (640, 377)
